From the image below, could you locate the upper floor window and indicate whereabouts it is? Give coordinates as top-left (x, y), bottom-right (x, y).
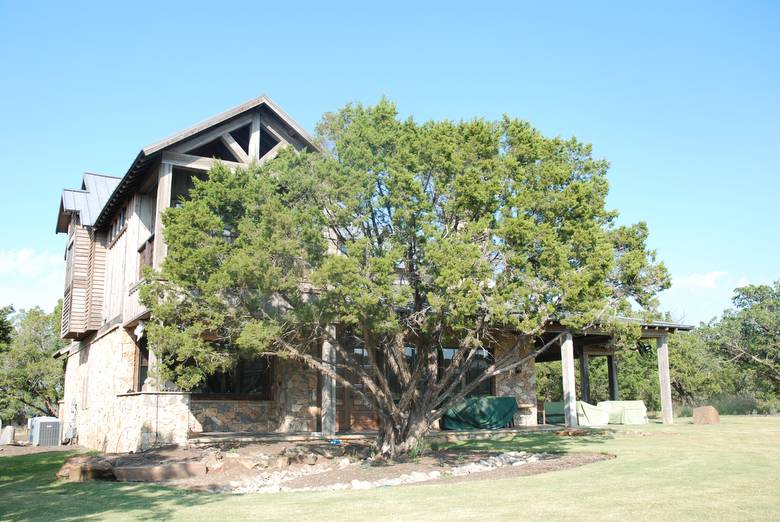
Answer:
top-left (108, 204), bottom-right (128, 243)
top-left (64, 239), bottom-right (74, 288)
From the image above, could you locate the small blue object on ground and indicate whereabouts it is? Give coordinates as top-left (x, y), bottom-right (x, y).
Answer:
top-left (328, 439), bottom-right (341, 445)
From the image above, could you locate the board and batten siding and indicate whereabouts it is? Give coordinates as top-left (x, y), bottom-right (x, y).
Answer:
top-left (62, 223), bottom-right (92, 338)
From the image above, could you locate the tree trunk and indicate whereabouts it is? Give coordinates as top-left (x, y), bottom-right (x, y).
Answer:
top-left (376, 409), bottom-right (432, 460)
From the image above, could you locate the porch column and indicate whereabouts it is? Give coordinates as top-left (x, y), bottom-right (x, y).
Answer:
top-left (656, 335), bottom-right (673, 424)
top-left (560, 332), bottom-right (578, 427)
top-left (321, 326), bottom-right (337, 436)
top-left (607, 355), bottom-right (619, 400)
top-left (152, 162), bottom-right (173, 269)
top-left (579, 350), bottom-right (590, 404)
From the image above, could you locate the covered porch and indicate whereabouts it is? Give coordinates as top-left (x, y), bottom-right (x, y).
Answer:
top-left (537, 320), bottom-right (694, 427)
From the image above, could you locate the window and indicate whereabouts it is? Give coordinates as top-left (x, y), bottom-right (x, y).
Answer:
top-left (438, 346), bottom-right (494, 397)
top-left (136, 337), bottom-right (149, 391)
top-left (193, 357), bottom-right (273, 400)
top-left (138, 234), bottom-right (154, 278)
top-left (64, 239), bottom-right (74, 287)
top-left (108, 205), bottom-right (128, 243)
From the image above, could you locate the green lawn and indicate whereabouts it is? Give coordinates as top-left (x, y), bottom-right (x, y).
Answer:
top-left (1, 416), bottom-right (779, 521)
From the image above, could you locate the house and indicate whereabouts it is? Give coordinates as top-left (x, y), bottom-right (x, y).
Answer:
top-left (55, 95), bottom-right (692, 453)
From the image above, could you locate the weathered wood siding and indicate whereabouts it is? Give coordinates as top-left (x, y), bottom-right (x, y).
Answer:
top-left (86, 230), bottom-right (107, 331)
top-left (62, 223), bottom-right (92, 338)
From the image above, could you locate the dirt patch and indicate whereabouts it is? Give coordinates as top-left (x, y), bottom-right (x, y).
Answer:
top-left (153, 444), bottom-right (613, 494)
top-left (0, 444), bottom-right (78, 458)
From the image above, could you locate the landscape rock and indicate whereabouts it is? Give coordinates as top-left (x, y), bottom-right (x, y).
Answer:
top-left (114, 462), bottom-right (207, 482)
top-left (693, 405), bottom-right (720, 425)
top-left (57, 456), bottom-right (115, 482)
top-left (203, 450), bottom-right (224, 473)
top-left (312, 445), bottom-right (346, 459)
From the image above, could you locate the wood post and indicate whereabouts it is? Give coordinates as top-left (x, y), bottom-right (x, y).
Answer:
top-left (656, 335), bottom-right (673, 424)
top-left (579, 350), bottom-right (590, 404)
top-left (607, 355), bottom-right (619, 400)
top-left (248, 113), bottom-right (261, 160)
top-left (560, 332), bottom-right (578, 427)
top-left (321, 326), bottom-right (337, 436)
top-left (152, 162), bottom-right (173, 269)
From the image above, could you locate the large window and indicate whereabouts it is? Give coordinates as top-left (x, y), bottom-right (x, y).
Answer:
top-left (438, 347), bottom-right (494, 397)
top-left (193, 357), bottom-right (274, 400)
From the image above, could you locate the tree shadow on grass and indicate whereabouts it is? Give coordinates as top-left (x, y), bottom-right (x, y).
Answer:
top-left (0, 451), bottom-right (218, 521)
top-left (430, 428), bottom-right (613, 457)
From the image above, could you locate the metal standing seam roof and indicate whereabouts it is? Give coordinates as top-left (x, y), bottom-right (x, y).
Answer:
top-left (56, 172), bottom-right (121, 233)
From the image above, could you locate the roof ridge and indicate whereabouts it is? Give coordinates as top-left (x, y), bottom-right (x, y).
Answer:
top-left (83, 171), bottom-right (121, 179)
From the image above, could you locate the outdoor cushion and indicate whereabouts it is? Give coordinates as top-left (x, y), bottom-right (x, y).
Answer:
top-left (544, 401), bottom-right (566, 424)
top-left (577, 401), bottom-right (611, 426)
top-left (597, 400), bottom-right (648, 425)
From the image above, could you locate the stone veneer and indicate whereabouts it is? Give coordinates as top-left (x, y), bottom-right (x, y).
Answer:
top-left (189, 358), bottom-right (319, 434)
top-left (493, 336), bottom-right (538, 426)
top-left (60, 326), bottom-right (537, 452)
top-left (61, 328), bottom-right (321, 451)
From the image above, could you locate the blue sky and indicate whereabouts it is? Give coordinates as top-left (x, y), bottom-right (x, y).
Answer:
top-left (0, 1), bottom-right (777, 323)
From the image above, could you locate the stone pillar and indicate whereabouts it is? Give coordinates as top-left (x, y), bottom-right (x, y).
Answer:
top-left (607, 355), bottom-right (619, 400)
top-left (579, 350), bottom-right (590, 404)
top-left (321, 326), bottom-right (337, 436)
top-left (560, 332), bottom-right (578, 427)
top-left (656, 335), bottom-right (673, 424)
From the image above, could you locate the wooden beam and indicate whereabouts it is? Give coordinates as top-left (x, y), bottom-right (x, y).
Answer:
top-left (170, 113), bottom-right (253, 155)
top-left (248, 112), bottom-right (261, 160)
top-left (321, 326), bottom-right (337, 437)
top-left (174, 114), bottom-right (253, 154)
top-left (152, 162), bottom-right (172, 269)
top-left (579, 350), bottom-right (590, 404)
top-left (657, 335), bottom-right (673, 424)
top-left (560, 332), bottom-right (578, 427)
top-left (260, 114), bottom-right (298, 148)
top-left (607, 355), bottom-right (619, 400)
top-left (161, 151), bottom-right (243, 171)
top-left (258, 141), bottom-right (287, 165)
top-left (220, 132), bottom-right (249, 163)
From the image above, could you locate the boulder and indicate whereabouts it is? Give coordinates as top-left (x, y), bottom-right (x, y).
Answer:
top-left (693, 405), bottom-right (720, 425)
top-left (57, 456), bottom-right (115, 482)
top-left (269, 455), bottom-right (290, 469)
top-left (114, 462), bottom-right (206, 482)
top-left (203, 451), bottom-right (224, 473)
top-left (312, 444), bottom-right (346, 459)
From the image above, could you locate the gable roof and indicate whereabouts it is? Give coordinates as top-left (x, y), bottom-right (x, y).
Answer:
top-left (56, 172), bottom-right (122, 233)
top-left (92, 95), bottom-right (318, 230)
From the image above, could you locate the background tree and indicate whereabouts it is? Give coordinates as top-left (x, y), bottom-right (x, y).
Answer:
top-left (706, 282), bottom-right (780, 391)
top-left (143, 99), bottom-right (669, 458)
top-left (0, 305), bottom-right (13, 351)
top-left (0, 302), bottom-right (66, 421)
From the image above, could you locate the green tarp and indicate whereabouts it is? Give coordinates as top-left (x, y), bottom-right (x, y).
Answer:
top-left (442, 396), bottom-right (518, 430)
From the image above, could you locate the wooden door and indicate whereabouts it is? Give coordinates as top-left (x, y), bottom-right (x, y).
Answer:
top-left (337, 345), bottom-right (380, 432)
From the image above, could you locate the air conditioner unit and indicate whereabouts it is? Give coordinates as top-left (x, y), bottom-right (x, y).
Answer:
top-left (28, 417), bottom-right (61, 447)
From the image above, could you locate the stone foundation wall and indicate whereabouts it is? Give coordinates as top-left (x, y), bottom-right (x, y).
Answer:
top-left (494, 336), bottom-right (538, 426)
top-left (189, 358), bottom-right (319, 434)
top-left (61, 327), bottom-right (139, 452)
top-left (114, 392), bottom-right (192, 450)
